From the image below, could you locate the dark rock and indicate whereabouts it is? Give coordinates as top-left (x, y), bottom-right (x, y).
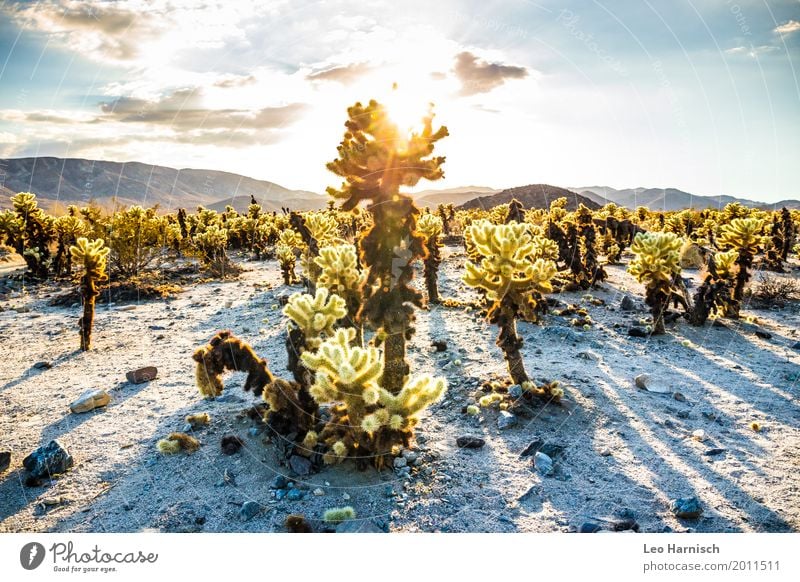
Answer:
top-left (23, 440), bottom-right (73, 479)
top-left (126, 366), bottom-right (158, 384)
top-left (508, 384), bottom-right (523, 399)
top-left (611, 508), bottom-right (639, 531)
top-left (579, 522), bottom-right (603, 533)
top-left (288, 454), bottom-right (313, 476)
top-left (240, 501), bottom-right (262, 521)
top-left (628, 327), bottom-right (648, 338)
top-left (431, 340), bottom-right (448, 352)
top-left (25, 476), bottom-right (43, 487)
top-left (275, 489), bottom-right (288, 501)
top-left (754, 330), bottom-right (772, 339)
top-left (0, 451), bottom-right (10, 473)
top-left (456, 436), bottom-right (485, 449)
top-left (540, 443), bottom-right (565, 459)
top-left (519, 437), bottom-right (544, 457)
top-left (497, 411), bottom-right (517, 430)
top-left (287, 488), bottom-right (305, 501)
top-left (33, 361), bottom-right (52, 370)
top-left (791, 341), bottom-right (800, 350)
top-left (670, 496), bottom-right (703, 519)
top-left (703, 448), bottom-right (726, 456)
top-left (620, 296), bottom-right (636, 311)
top-left (269, 475), bottom-right (289, 489)
top-left (335, 519), bottom-right (385, 533)
top-left (221, 435), bottom-right (244, 455)
top-left (673, 392), bottom-right (687, 402)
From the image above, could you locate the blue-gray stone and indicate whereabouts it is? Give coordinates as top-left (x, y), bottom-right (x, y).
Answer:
top-left (23, 440), bottom-right (73, 479)
top-left (497, 411), bottom-right (517, 430)
top-left (534, 451), bottom-right (554, 476)
top-left (670, 496), bottom-right (703, 519)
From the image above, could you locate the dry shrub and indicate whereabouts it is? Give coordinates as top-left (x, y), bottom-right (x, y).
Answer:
top-left (752, 273), bottom-right (800, 307)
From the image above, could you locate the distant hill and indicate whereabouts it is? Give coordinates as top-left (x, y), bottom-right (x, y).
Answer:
top-left (414, 186), bottom-right (500, 208)
top-left (459, 184), bottom-right (601, 211)
top-left (0, 157), bottom-right (324, 213)
top-left (574, 185), bottom-right (798, 211)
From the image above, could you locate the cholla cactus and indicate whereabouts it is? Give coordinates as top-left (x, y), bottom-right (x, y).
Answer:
top-left (689, 249), bottom-right (737, 325)
top-left (417, 213), bottom-right (444, 304)
top-left (283, 287), bottom-right (347, 388)
top-left (628, 231), bottom-right (682, 334)
top-left (194, 223), bottom-right (233, 277)
top-left (6, 192), bottom-right (55, 278)
top-left (463, 220), bottom-right (557, 388)
top-left (70, 237), bottom-right (110, 350)
top-left (276, 229), bottom-right (303, 285)
top-left (314, 244), bottom-right (365, 340)
top-left (53, 214), bottom-right (86, 277)
top-left (301, 328), bottom-right (446, 467)
top-left (718, 217), bottom-right (764, 317)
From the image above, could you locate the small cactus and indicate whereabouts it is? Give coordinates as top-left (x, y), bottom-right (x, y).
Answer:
top-left (69, 237), bottom-right (109, 351)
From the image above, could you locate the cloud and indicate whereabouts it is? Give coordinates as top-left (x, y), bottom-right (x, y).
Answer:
top-left (97, 90), bottom-right (307, 130)
top-left (306, 62), bottom-right (373, 84)
top-left (774, 20), bottom-right (800, 35)
top-left (452, 51), bottom-right (528, 96)
top-left (213, 74), bottom-right (257, 88)
top-left (725, 45), bottom-right (780, 56)
top-left (4, 0), bottom-right (161, 61)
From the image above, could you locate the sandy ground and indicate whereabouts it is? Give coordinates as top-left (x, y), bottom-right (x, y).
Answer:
top-left (0, 246), bottom-right (799, 533)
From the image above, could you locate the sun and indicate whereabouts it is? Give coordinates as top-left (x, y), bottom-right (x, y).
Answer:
top-left (382, 83), bottom-right (431, 134)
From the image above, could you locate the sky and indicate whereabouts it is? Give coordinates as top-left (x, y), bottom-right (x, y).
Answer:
top-left (0, 0), bottom-right (798, 202)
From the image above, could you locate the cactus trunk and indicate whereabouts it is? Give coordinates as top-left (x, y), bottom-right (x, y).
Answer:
top-left (496, 310), bottom-right (529, 385)
top-left (382, 331), bottom-right (409, 394)
top-left (79, 274), bottom-right (98, 350)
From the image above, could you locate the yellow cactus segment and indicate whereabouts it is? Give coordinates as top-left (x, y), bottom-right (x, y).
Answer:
top-left (713, 249), bottom-right (738, 278)
top-left (718, 217), bottom-right (764, 253)
top-left (304, 212), bottom-right (340, 245)
top-left (530, 235), bottom-right (559, 262)
top-left (377, 374), bottom-right (447, 424)
top-left (417, 213), bottom-right (443, 240)
top-left (283, 288), bottom-right (347, 347)
top-left (278, 229), bottom-right (304, 249)
top-left (314, 244), bottom-right (364, 296)
top-left (628, 231), bottom-right (682, 288)
top-left (463, 220), bottom-right (557, 301)
top-left (69, 237), bottom-right (110, 278)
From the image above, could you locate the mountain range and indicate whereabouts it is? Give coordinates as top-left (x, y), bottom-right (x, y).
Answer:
top-left (0, 157), bottom-right (324, 213)
top-left (0, 156), bottom-right (797, 214)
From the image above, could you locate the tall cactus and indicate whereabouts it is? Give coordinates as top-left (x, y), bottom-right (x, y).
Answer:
top-left (70, 237), bottom-right (109, 351)
top-left (326, 98), bottom-right (448, 394)
top-left (717, 218), bottom-right (763, 317)
top-left (417, 213), bottom-right (444, 304)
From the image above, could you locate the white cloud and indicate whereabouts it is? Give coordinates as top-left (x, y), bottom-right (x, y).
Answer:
top-left (774, 20), bottom-right (800, 35)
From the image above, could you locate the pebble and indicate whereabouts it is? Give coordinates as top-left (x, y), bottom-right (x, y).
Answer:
top-left (634, 374), bottom-right (650, 389)
top-left (313, 488), bottom-right (325, 496)
top-left (673, 392), bottom-right (687, 402)
top-left (704, 448), bottom-right (726, 456)
top-left (670, 496), bottom-right (703, 519)
top-left (628, 327), bottom-right (648, 338)
top-left (32, 361), bottom-right (52, 370)
top-left (69, 389), bottom-right (111, 414)
top-left (182, 423), bottom-right (193, 433)
top-left (599, 448), bottom-right (612, 457)
top-left (579, 522), bottom-right (603, 533)
top-left (393, 456), bottom-right (407, 469)
top-left (342, 493), bottom-right (351, 500)
top-left (402, 450), bottom-right (418, 464)
top-left (275, 489), bottom-right (287, 501)
top-left (534, 451), bottom-right (554, 476)
top-left (240, 501), bottom-right (262, 521)
top-left (497, 411), bottom-right (517, 430)
top-left (0, 451), bottom-right (10, 473)
top-left (691, 429), bottom-right (706, 442)
top-left (126, 366), bottom-right (158, 384)
top-left (577, 350), bottom-right (601, 362)
top-left (23, 440), bottom-right (73, 479)
top-left (620, 296), bottom-right (636, 311)
top-left (456, 436), bottom-right (485, 449)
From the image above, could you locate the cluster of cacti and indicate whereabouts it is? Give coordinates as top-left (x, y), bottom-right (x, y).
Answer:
top-left (69, 237), bottom-right (110, 350)
top-left (627, 231), bottom-right (683, 334)
top-left (463, 220), bottom-right (558, 391)
top-left (192, 330), bottom-right (274, 398)
top-left (1, 192), bottom-right (56, 278)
